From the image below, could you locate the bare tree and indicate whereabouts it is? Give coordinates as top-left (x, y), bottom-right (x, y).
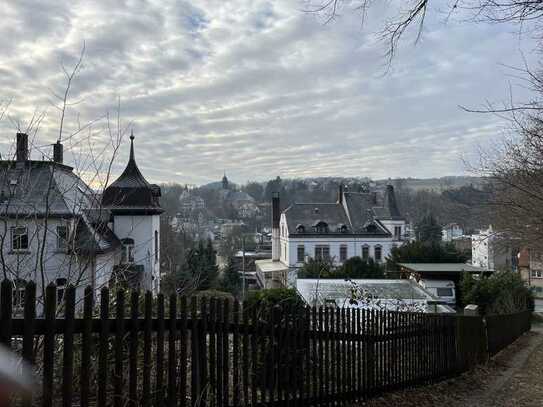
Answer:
top-left (307, 1), bottom-right (543, 62)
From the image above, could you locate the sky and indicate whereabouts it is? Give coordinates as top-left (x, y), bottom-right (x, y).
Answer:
top-left (0, 0), bottom-right (539, 187)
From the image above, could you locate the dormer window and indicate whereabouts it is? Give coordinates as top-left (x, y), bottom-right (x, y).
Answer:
top-left (296, 224), bottom-right (305, 234)
top-left (313, 221), bottom-right (328, 234)
top-left (339, 224), bottom-right (348, 233)
top-left (121, 238), bottom-right (135, 264)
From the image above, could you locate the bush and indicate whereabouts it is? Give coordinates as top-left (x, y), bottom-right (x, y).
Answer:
top-left (245, 288), bottom-right (305, 311)
top-left (460, 271), bottom-right (533, 315)
top-left (387, 241), bottom-right (468, 271)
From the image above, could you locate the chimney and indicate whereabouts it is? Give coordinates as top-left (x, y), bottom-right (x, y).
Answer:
top-left (16, 133), bottom-right (28, 162)
top-left (272, 192), bottom-right (280, 262)
top-left (337, 184), bottom-right (344, 204)
top-left (53, 141), bottom-right (63, 164)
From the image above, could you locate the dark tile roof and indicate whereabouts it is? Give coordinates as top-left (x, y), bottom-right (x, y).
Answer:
top-left (102, 135), bottom-right (162, 213)
top-left (0, 161), bottom-right (95, 217)
top-left (284, 186), bottom-right (403, 237)
top-left (284, 203), bottom-right (351, 235)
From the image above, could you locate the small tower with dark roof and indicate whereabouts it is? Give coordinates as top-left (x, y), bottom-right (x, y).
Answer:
top-left (102, 133), bottom-right (162, 293)
top-left (222, 172), bottom-right (229, 190)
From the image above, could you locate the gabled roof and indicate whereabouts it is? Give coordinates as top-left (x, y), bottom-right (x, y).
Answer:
top-left (101, 134), bottom-right (162, 214)
top-left (283, 185), bottom-right (402, 237)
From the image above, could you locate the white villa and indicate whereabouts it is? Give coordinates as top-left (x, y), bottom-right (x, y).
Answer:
top-left (256, 184), bottom-right (406, 288)
top-left (0, 132), bottom-right (162, 306)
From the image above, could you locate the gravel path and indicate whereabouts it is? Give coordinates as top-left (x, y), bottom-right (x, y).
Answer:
top-left (359, 323), bottom-right (543, 407)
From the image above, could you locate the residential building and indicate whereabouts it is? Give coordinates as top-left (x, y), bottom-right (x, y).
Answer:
top-left (0, 132), bottom-right (162, 306)
top-left (442, 223), bottom-right (463, 242)
top-left (256, 184), bottom-right (406, 288)
top-left (471, 226), bottom-right (515, 271)
top-left (280, 184), bottom-right (406, 268)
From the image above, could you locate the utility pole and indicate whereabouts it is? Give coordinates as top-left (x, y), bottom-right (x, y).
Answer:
top-left (242, 235), bottom-right (246, 299)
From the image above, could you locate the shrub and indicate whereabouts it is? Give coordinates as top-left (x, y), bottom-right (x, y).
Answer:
top-left (460, 271), bottom-right (533, 315)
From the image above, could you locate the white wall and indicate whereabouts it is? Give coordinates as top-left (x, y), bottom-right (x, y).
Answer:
top-left (283, 236), bottom-right (396, 268)
top-left (0, 217), bottom-right (95, 306)
top-left (113, 214), bottom-right (160, 293)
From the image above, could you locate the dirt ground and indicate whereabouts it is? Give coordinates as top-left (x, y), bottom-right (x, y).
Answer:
top-left (358, 323), bottom-right (543, 407)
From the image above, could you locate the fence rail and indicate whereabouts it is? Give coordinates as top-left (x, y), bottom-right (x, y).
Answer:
top-left (0, 280), bottom-right (531, 406)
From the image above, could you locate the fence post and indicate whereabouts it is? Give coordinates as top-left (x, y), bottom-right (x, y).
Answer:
top-left (0, 279), bottom-right (12, 347)
top-left (43, 283), bottom-right (57, 407)
top-left (62, 285), bottom-right (76, 407)
top-left (22, 281), bottom-right (36, 407)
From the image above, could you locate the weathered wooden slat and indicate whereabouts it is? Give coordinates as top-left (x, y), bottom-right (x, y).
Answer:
top-left (241, 301), bottom-right (249, 405)
top-left (156, 294), bottom-right (165, 407)
top-left (216, 299), bottom-right (224, 407)
top-left (168, 294), bottom-right (177, 407)
top-left (191, 297), bottom-right (200, 406)
top-left (0, 280), bottom-right (12, 347)
top-left (43, 283), bottom-right (56, 407)
top-left (222, 299), bottom-right (230, 407)
top-left (22, 281), bottom-right (36, 407)
top-left (62, 285), bottom-right (76, 407)
top-left (129, 291), bottom-right (139, 407)
top-left (233, 300), bottom-right (241, 407)
top-left (142, 292), bottom-right (153, 407)
top-left (97, 288), bottom-right (109, 407)
top-left (200, 297), bottom-right (209, 407)
top-left (114, 290), bottom-right (125, 407)
top-left (179, 296), bottom-right (188, 407)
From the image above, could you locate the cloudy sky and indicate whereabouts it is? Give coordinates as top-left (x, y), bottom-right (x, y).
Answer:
top-left (0, 0), bottom-right (538, 186)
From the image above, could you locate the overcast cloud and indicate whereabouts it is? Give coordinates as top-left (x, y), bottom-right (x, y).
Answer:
top-left (0, 0), bottom-right (538, 186)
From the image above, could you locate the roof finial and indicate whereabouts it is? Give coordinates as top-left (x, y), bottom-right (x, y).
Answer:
top-left (129, 130), bottom-right (135, 161)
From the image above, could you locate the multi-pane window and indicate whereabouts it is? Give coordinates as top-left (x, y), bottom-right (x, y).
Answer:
top-left (374, 245), bottom-right (382, 262)
top-left (57, 225), bottom-right (68, 252)
top-left (394, 226), bottom-right (402, 240)
top-left (362, 245), bottom-right (369, 260)
top-left (532, 270), bottom-right (543, 278)
top-left (315, 245), bottom-right (330, 260)
top-left (297, 245), bottom-right (305, 263)
top-left (121, 238), bottom-right (135, 264)
top-left (340, 245), bottom-right (348, 262)
top-left (11, 226), bottom-right (28, 251)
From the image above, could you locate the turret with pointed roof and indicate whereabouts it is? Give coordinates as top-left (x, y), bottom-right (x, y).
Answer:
top-left (102, 133), bottom-right (162, 214)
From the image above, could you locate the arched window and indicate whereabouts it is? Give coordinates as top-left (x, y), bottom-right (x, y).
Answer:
top-left (121, 238), bottom-right (135, 264)
top-left (374, 245), bottom-right (382, 262)
top-left (314, 221), bottom-right (328, 234)
top-left (361, 245), bottom-right (369, 260)
top-left (296, 224), bottom-right (305, 234)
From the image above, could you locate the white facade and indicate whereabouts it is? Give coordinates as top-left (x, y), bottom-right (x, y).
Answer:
top-left (471, 226), bottom-right (513, 271)
top-left (112, 214), bottom-right (161, 293)
top-left (442, 223), bottom-right (463, 242)
top-left (279, 220), bottom-right (399, 268)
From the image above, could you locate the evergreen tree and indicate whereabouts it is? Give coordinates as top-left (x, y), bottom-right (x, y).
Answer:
top-left (415, 213), bottom-right (442, 243)
top-left (221, 257), bottom-right (242, 297)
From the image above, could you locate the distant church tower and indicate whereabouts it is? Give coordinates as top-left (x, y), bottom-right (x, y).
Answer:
top-left (222, 172), bottom-right (229, 190)
top-left (102, 133), bottom-right (163, 293)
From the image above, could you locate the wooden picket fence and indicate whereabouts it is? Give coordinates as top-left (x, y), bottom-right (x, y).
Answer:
top-left (0, 280), bottom-right (531, 407)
